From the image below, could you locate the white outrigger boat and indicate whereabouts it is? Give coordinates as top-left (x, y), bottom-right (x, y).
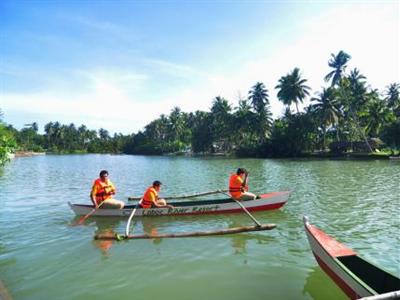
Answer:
top-left (69, 191), bottom-right (290, 218)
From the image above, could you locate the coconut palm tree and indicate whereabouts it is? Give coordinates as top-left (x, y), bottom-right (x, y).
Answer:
top-left (169, 106), bottom-right (185, 142)
top-left (311, 88), bottom-right (341, 148)
top-left (325, 50), bottom-right (351, 87)
top-left (248, 82), bottom-right (269, 113)
top-left (275, 68), bottom-right (311, 113)
top-left (337, 77), bottom-right (373, 152)
top-left (385, 83), bottom-right (400, 116)
top-left (366, 98), bottom-right (392, 137)
top-left (248, 82), bottom-right (272, 142)
top-left (234, 99), bottom-right (256, 144)
top-left (210, 96), bottom-right (232, 151)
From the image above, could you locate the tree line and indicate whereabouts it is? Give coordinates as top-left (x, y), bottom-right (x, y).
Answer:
top-left (1, 50), bottom-right (399, 165)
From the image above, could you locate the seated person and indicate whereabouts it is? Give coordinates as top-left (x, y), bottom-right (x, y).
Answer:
top-left (90, 170), bottom-right (124, 209)
top-left (139, 181), bottom-right (173, 209)
top-left (228, 168), bottom-right (257, 200)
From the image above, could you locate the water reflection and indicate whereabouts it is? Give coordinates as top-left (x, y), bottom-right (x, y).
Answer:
top-left (89, 216), bottom-right (167, 256)
top-left (141, 217), bottom-right (163, 245)
top-left (85, 213), bottom-right (281, 258)
top-left (302, 267), bottom-right (347, 300)
top-left (228, 219), bottom-right (276, 255)
top-left (92, 218), bottom-right (120, 258)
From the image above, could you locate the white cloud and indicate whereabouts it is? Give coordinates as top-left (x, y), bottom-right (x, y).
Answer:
top-left (171, 2), bottom-right (399, 115)
top-left (2, 2), bottom-right (398, 134)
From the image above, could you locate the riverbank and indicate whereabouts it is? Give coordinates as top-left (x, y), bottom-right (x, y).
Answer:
top-left (14, 151), bottom-right (46, 157)
top-left (304, 152), bottom-right (395, 160)
top-left (9, 150), bottom-right (399, 160)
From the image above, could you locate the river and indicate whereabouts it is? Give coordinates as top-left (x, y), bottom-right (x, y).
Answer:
top-left (0, 154), bottom-right (399, 299)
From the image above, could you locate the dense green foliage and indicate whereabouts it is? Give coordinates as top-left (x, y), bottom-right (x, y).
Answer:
top-left (0, 110), bottom-right (17, 165)
top-left (1, 51), bottom-right (399, 160)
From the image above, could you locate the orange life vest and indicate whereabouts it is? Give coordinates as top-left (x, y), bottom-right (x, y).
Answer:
top-left (140, 186), bottom-right (158, 209)
top-left (93, 179), bottom-right (115, 204)
top-left (229, 174), bottom-right (244, 199)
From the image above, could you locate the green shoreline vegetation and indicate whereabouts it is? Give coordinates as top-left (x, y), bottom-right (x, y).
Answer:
top-left (1, 51), bottom-right (399, 165)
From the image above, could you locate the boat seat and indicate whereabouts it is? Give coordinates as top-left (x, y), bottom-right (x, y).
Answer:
top-left (337, 255), bottom-right (400, 294)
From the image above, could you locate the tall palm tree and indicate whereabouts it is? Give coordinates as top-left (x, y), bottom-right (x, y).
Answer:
top-left (248, 82), bottom-right (272, 142)
top-left (248, 82), bottom-right (269, 113)
top-left (311, 88), bottom-right (341, 148)
top-left (337, 78), bottom-right (373, 152)
top-left (169, 106), bottom-right (184, 142)
top-left (325, 50), bottom-right (351, 87)
top-left (234, 99), bottom-right (255, 143)
top-left (210, 96), bottom-right (232, 151)
top-left (99, 128), bottom-right (110, 140)
top-left (366, 98), bottom-right (392, 137)
top-left (275, 68), bottom-right (311, 113)
top-left (385, 83), bottom-right (400, 115)
top-left (348, 68), bottom-right (366, 87)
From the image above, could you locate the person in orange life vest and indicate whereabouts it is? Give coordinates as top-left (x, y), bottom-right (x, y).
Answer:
top-left (228, 168), bottom-right (257, 200)
top-left (139, 181), bottom-right (174, 209)
top-left (90, 170), bottom-right (124, 209)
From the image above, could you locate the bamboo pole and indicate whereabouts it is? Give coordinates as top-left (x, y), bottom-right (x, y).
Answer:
top-left (218, 190), bottom-right (262, 227)
top-left (94, 224), bottom-right (276, 240)
top-left (125, 204), bottom-right (138, 236)
top-left (128, 189), bottom-right (228, 201)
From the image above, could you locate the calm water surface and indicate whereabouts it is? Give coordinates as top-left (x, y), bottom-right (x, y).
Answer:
top-left (0, 155), bottom-right (399, 300)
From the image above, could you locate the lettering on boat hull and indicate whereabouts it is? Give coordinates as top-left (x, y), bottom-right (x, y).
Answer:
top-left (141, 205), bottom-right (221, 216)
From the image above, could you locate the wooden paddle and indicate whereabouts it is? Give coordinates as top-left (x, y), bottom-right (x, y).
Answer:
top-left (219, 190), bottom-right (261, 227)
top-left (128, 189), bottom-right (228, 201)
top-left (74, 200), bottom-right (105, 226)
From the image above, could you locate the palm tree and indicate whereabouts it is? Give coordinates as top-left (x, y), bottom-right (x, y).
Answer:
top-left (385, 83), bottom-right (400, 116)
top-left (325, 50), bottom-right (351, 87)
top-left (248, 82), bottom-right (272, 142)
top-left (99, 128), bottom-right (110, 140)
top-left (248, 82), bottom-right (269, 113)
top-left (77, 124), bottom-right (88, 149)
top-left (366, 98), bottom-right (392, 137)
top-left (337, 78), bottom-right (373, 152)
top-left (169, 106), bottom-right (185, 143)
top-left (275, 68), bottom-right (311, 113)
top-left (311, 88), bottom-right (341, 148)
top-left (234, 99), bottom-right (256, 144)
top-left (210, 96), bottom-right (232, 151)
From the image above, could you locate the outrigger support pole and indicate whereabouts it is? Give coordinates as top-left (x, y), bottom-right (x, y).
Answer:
top-left (94, 224), bottom-right (276, 240)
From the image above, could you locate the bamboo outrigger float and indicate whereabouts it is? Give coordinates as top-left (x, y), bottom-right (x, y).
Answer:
top-left (303, 216), bottom-right (400, 300)
top-left (94, 223), bottom-right (276, 240)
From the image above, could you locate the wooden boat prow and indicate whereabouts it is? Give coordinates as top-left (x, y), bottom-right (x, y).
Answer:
top-left (303, 216), bottom-right (400, 300)
top-left (305, 219), bottom-right (356, 257)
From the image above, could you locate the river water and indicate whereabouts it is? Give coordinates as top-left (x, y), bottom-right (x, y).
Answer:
top-left (0, 154), bottom-right (399, 300)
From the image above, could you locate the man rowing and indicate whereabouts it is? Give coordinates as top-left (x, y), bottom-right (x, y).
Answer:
top-left (90, 170), bottom-right (124, 209)
top-left (139, 180), bottom-right (174, 209)
top-left (229, 168), bottom-right (258, 200)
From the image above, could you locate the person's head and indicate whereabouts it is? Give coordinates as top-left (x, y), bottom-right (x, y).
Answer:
top-left (99, 170), bottom-right (109, 181)
top-left (152, 180), bottom-right (162, 191)
top-left (236, 168), bottom-right (247, 176)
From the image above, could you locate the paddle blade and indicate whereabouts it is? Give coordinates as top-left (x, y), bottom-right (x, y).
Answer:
top-left (71, 208), bottom-right (96, 226)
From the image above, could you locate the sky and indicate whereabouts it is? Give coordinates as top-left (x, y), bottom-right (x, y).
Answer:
top-left (1, 0), bottom-right (399, 135)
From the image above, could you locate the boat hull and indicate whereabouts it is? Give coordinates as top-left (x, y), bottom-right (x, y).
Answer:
top-left (303, 216), bottom-right (400, 299)
top-left (69, 191), bottom-right (290, 217)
